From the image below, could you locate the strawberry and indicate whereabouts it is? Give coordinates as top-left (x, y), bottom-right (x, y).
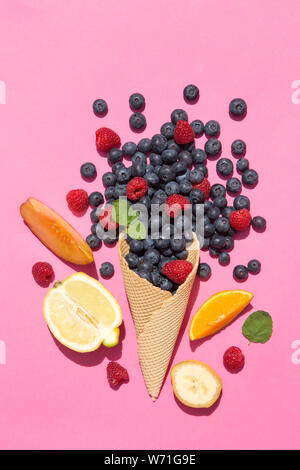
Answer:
top-left (162, 260), bottom-right (193, 284)
top-left (107, 361), bottom-right (129, 387)
top-left (95, 127), bottom-right (121, 152)
top-left (229, 208), bottom-right (251, 231)
top-left (165, 194), bottom-right (190, 218)
top-left (174, 120), bottom-right (195, 144)
top-left (99, 205), bottom-right (119, 231)
top-left (192, 177), bottom-right (211, 200)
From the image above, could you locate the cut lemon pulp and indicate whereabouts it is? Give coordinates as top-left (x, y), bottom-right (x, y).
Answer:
top-left (43, 272), bottom-right (122, 352)
top-left (189, 289), bottom-right (253, 340)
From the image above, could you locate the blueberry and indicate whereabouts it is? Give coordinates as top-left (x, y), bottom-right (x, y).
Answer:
top-left (162, 248), bottom-right (173, 257)
top-left (197, 262), bottom-right (211, 280)
top-left (195, 163), bottom-right (208, 177)
top-left (129, 93), bottom-right (145, 111)
top-left (148, 187), bottom-right (156, 198)
top-left (112, 162), bottom-right (125, 174)
top-left (204, 120), bottom-right (220, 137)
top-left (113, 184), bottom-right (127, 198)
top-left (190, 189), bottom-right (204, 204)
top-left (191, 148), bottom-right (207, 164)
top-left (247, 259), bottom-right (261, 273)
top-left (223, 234), bottom-right (234, 251)
top-left (162, 149), bottom-right (178, 164)
top-left (201, 238), bottom-right (210, 250)
top-left (160, 122), bottom-right (175, 139)
top-left (122, 141), bottom-right (137, 157)
top-left (86, 234), bottom-right (102, 250)
top-left (178, 151), bottom-right (193, 168)
top-left (90, 208), bottom-right (99, 223)
top-left (219, 252), bottom-right (230, 265)
top-left (151, 134), bottom-right (168, 154)
top-left (145, 171), bottom-right (160, 188)
top-left (229, 98), bottom-right (247, 118)
top-left (144, 248), bottom-right (160, 265)
top-left (103, 235), bottom-right (118, 246)
top-left (205, 138), bottom-right (222, 156)
top-left (204, 200), bottom-right (213, 213)
top-left (91, 223), bottom-right (98, 235)
top-left (159, 165), bottom-right (176, 183)
top-left (137, 138), bottom-right (151, 153)
top-left (183, 84), bottom-right (199, 101)
top-left (233, 264), bottom-right (248, 280)
top-left (214, 196), bottom-right (227, 209)
top-left (138, 258), bottom-right (153, 272)
top-left (130, 112), bottom-right (146, 130)
top-left (179, 180), bottom-right (192, 195)
top-left (116, 167), bottom-right (131, 183)
top-left (93, 99), bottom-right (108, 116)
top-left (210, 233), bottom-right (226, 249)
top-left (209, 247), bottom-right (220, 257)
top-left (180, 141), bottom-right (195, 152)
top-left (104, 186), bottom-right (115, 200)
top-left (132, 151), bottom-right (147, 166)
top-left (216, 158), bottom-right (233, 176)
top-left (167, 139), bottom-right (181, 152)
top-left (149, 153), bottom-right (162, 167)
top-left (222, 206), bottom-right (234, 219)
top-left (191, 120), bottom-right (204, 137)
top-left (242, 169), bottom-right (258, 186)
top-left (100, 262), bottom-right (114, 278)
top-left (165, 181), bottom-right (179, 196)
top-left (172, 160), bottom-right (187, 176)
top-left (139, 194), bottom-right (151, 210)
top-left (151, 189), bottom-right (167, 205)
top-left (89, 191), bottom-right (104, 207)
top-left (151, 271), bottom-right (163, 287)
top-left (171, 109), bottom-right (188, 124)
top-left (214, 217), bottom-right (230, 234)
top-left (233, 195), bottom-right (250, 210)
top-left (129, 239), bottom-right (144, 254)
top-left (155, 238), bottom-right (170, 251)
top-left (138, 271), bottom-right (152, 282)
top-left (125, 252), bottom-right (139, 269)
top-left (207, 205), bottom-right (220, 220)
top-left (251, 216), bottom-right (266, 230)
top-left (236, 158), bottom-right (249, 172)
top-left (226, 177), bottom-right (242, 194)
top-left (176, 249), bottom-right (188, 260)
top-left (80, 162), bottom-right (97, 180)
top-left (131, 162), bottom-right (145, 177)
top-left (232, 139), bottom-right (246, 156)
top-left (189, 169), bottom-right (204, 184)
top-left (108, 148), bottom-right (123, 164)
top-left (176, 169), bottom-right (191, 184)
top-left (159, 277), bottom-right (174, 291)
top-left (210, 183), bottom-right (226, 199)
top-left (170, 238), bottom-right (185, 253)
top-left (204, 222), bottom-right (215, 237)
top-left (228, 227), bottom-right (237, 237)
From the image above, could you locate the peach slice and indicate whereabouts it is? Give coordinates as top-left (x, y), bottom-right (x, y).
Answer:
top-left (20, 197), bottom-right (94, 265)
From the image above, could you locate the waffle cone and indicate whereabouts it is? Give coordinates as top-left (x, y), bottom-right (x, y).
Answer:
top-left (118, 233), bottom-right (199, 400)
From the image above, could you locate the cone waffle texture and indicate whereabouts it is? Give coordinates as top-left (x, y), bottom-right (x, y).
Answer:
top-left (118, 233), bottom-right (200, 400)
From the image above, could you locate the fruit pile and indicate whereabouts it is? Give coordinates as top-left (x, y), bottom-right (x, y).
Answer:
top-left (76, 86), bottom-right (266, 288)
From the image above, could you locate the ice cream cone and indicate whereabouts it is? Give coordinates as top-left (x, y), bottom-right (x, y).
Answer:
top-left (118, 233), bottom-right (200, 400)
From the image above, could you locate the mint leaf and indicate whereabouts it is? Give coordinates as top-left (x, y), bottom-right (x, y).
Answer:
top-left (242, 310), bottom-right (273, 343)
top-left (112, 199), bottom-right (138, 226)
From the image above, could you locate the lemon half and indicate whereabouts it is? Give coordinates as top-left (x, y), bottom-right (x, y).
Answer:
top-left (43, 272), bottom-right (122, 352)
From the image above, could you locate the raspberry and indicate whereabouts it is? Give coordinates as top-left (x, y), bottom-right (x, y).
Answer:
top-left (174, 120), bottom-right (195, 144)
top-left (162, 260), bottom-right (193, 284)
top-left (127, 177), bottom-right (147, 201)
top-left (98, 205), bottom-right (119, 231)
top-left (32, 262), bottom-right (54, 286)
top-left (107, 361), bottom-right (129, 387)
top-left (95, 127), bottom-right (121, 152)
top-left (165, 194), bottom-right (190, 218)
top-left (229, 208), bottom-right (251, 231)
top-left (192, 177), bottom-right (211, 200)
top-left (66, 189), bottom-right (89, 212)
top-left (223, 346), bottom-right (245, 372)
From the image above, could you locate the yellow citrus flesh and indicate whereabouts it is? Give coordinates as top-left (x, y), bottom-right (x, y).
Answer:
top-left (189, 290), bottom-right (253, 341)
top-left (43, 272), bottom-right (122, 352)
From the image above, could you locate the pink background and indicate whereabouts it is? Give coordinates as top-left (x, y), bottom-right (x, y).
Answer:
top-left (0, 0), bottom-right (299, 450)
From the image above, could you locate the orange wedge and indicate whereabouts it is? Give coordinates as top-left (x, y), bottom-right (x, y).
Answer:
top-left (189, 290), bottom-right (253, 340)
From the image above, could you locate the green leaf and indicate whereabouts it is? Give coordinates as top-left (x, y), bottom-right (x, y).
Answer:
top-left (242, 310), bottom-right (273, 343)
top-left (112, 199), bottom-right (138, 227)
top-left (126, 219), bottom-right (147, 240)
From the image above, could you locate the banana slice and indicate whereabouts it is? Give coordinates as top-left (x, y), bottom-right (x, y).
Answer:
top-left (171, 360), bottom-right (222, 408)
